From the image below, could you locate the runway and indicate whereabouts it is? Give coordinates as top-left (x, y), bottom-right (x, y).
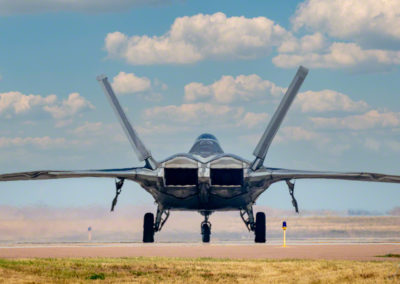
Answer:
top-left (0, 242), bottom-right (399, 261)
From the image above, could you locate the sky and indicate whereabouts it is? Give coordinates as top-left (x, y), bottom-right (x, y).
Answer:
top-left (0, 0), bottom-right (400, 212)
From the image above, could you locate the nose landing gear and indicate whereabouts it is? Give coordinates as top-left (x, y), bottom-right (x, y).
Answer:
top-left (200, 211), bottom-right (212, 243)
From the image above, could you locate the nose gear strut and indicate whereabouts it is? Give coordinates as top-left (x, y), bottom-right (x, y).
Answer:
top-left (285, 179), bottom-right (299, 213)
top-left (111, 178), bottom-right (125, 212)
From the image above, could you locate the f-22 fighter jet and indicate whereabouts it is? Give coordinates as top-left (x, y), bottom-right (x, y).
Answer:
top-left (2, 66), bottom-right (400, 243)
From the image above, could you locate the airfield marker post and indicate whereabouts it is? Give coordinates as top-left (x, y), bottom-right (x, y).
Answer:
top-left (282, 221), bottom-right (287, 247)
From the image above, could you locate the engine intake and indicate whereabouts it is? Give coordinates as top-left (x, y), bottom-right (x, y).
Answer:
top-left (210, 169), bottom-right (243, 186)
top-left (164, 168), bottom-right (198, 186)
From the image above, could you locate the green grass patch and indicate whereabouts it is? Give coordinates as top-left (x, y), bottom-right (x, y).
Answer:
top-left (88, 272), bottom-right (105, 280)
top-left (376, 253), bottom-right (400, 258)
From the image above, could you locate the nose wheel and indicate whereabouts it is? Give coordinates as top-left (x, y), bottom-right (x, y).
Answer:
top-left (200, 211), bottom-right (212, 243)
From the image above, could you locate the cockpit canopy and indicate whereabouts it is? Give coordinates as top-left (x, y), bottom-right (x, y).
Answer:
top-left (189, 133), bottom-right (224, 157)
top-left (196, 133), bottom-right (218, 141)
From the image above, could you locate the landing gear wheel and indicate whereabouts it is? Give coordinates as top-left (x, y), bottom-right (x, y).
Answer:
top-left (143, 212), bottom-right (155, 243)
top-left (201, 222), bottom-right (211, 243)
top-left (254, 212), bottom-right (266, 243)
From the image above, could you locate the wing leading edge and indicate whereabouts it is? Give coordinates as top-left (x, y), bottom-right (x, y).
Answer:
top-left (250, 168), bottom-right (400, 184)
top-left (0, 167), bottom-right (154, 182)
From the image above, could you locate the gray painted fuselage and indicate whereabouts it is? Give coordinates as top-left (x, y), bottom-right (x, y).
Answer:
top-left (134, 134), bottom-right (269, 211)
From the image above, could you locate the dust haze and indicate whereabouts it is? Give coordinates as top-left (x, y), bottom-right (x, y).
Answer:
top-left (0, 205), bottom-right (399, 243)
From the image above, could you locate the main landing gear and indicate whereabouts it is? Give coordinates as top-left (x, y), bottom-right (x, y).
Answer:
top-left (240, 205), bottom-right (266, 243)
top-left (143, 205), bottom-right (170, 243)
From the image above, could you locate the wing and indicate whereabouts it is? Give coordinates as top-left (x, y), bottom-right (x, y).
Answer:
top-left (249, 167), bottom-right (400, 184)
top-left (0, 167), bottom-right (157, 182)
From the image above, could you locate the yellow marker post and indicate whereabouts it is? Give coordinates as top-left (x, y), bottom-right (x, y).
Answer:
top-left (282, 221), bottom-right (287, 247)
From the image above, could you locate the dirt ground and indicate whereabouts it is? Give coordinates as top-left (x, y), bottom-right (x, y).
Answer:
top-left (0, 243), bottom-right (399, 261)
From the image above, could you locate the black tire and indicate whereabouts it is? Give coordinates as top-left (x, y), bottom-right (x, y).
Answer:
top-left (201, 223), bottom-right (211, 243)
top-left (255, 212), bottom-right (266, 243)
top-left (143, 212), bottom-right (154, 243)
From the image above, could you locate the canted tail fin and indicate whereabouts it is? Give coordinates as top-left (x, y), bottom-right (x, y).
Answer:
top-left (97, 75), bottom-right (157, 169)
top-left (251, 66), bottom-right (308, 170)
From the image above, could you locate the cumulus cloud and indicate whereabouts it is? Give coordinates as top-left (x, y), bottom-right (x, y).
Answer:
top-left (0, 91), bottom-right (57, 116)
top-left (105, 12), bottom-right (290, 65)
top-left (273, 42), bottom-right (400, 70)
top-left (0, 91), bottom-right (94, 120)
top-left (144, 103), bottom-right (245, 125)
top-left (278, 32), bottom-right (327, 53)
top-left (292, 0), bottom-right (400, 47)
top-left (43, 93), bottom-right (94, 119)
top-left (72, 121), bottom-right (104, 136)
top-left (275, 126), bottom-right (328, 143)
top-left (0, 136), bottom-right (66, 148)
top-left (311, 110), bottom-right (400, 130)
top-left (0, 0), bottom-right (167, 15)
top-left (184, 74), bottom-right (285, 103)
top-left (237, 112), bottom-right (268, 128)
top-left (112, 72), bottom-right (151, 94)
top-left (296, 90), bottom-right (369, 112)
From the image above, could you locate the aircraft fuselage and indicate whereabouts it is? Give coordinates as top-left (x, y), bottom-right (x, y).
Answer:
top-left (134, 134), bottom-right (270, 211)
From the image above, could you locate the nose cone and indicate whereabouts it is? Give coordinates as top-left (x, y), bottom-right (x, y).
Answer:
top-left (189, 133), bottom-right (224, 157)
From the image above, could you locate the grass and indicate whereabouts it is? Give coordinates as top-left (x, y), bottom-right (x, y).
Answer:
top-left (377, 254), bottom-right (400, 258)
top-left (0, 257), bottom-right (398, 283)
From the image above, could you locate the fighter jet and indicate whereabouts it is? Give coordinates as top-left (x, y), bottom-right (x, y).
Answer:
top-left (1, 66), bottom-right (400, 243)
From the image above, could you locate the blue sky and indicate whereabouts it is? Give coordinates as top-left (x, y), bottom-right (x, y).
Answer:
top-left (0, 0), bottom-right (400, 212)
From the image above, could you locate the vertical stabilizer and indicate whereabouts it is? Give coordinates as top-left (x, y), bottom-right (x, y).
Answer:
top-left (97, 75), bottom-right (157, 169)
top-left (251, 66), bottom-right (308, 170)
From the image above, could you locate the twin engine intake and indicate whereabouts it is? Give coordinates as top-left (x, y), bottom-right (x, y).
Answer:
top-left (164, 168), bottom-right (243, 186)
top-left (162, 156), bottom-right (247, 187)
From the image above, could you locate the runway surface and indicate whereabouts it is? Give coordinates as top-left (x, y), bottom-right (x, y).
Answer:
top-left (0, 242), bottom-right (399, 261)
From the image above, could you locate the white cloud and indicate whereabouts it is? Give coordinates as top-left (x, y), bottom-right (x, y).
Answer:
top-left (0, 136), bottom-right (66, 148)
top-left (71, 121), bottom-right (127, 144)
top-left (72, 121), bottom-right (104, 136)
top-left (237, 112), bottom-right (268, 128)
top-left (184, 74), bottom-right (285, 103)
top-left (105, 12), bottom-right (290, 65)
top-left (44, 93), bottom-right (94, 119)
top-left (0, 0), bottom-right (167, 15)
top-left (112, 72), bottom-right (151, 94)
top-left (311, 110), bottom-right (400, 130)
top-left (275, 126), bottom-right (328, 143)
top-left (144, 103), bottom-right (244, 125)
top-left (292, 0), bottom-right (400, 47)
top-left (0, 91), bottom-right (93, 120)
top-left (0, 91), bottom-right (57, 115)
top-left (296, 90), bottom-right (369, 112)
top-left (273, 42), bottom-right (400, 70)
top-left (278, 32), bottom-right (326, 53)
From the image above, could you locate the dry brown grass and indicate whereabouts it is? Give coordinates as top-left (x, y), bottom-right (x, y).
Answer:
top-left (0, 257), bottom-right (399, 283)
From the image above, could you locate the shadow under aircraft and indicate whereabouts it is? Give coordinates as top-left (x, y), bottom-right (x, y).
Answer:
top-left (2, 66), bottom-right (400, 243)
